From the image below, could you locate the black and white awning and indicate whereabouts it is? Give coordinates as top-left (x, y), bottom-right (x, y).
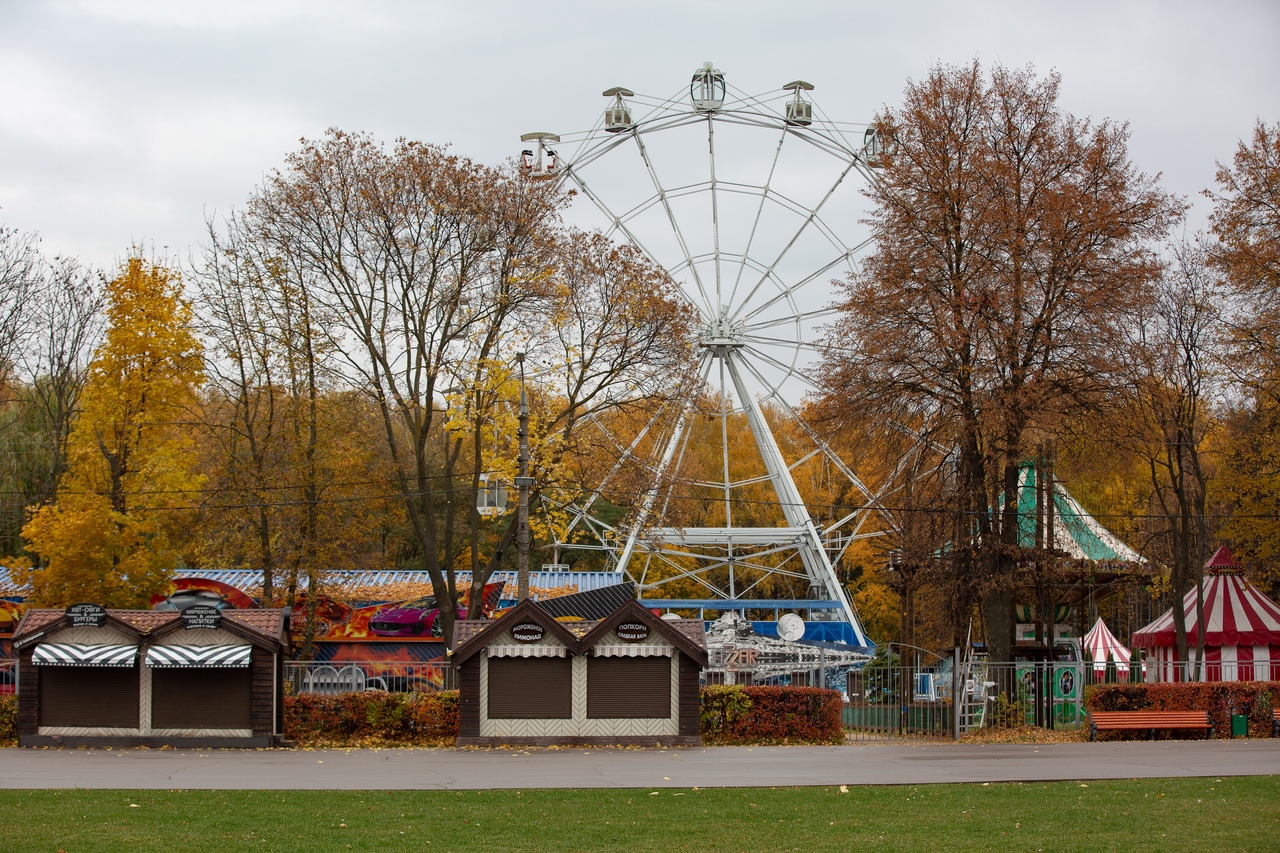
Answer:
top-left (32, 643), bottom-right (138, 667)
top-left (145, 645), bottom-right (252, 668)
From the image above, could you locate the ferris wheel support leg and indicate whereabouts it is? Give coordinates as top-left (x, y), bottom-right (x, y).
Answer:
top-left (614, 371), bottom-right (705, 579)
top-left (723, 349), bottom-right (869, 647)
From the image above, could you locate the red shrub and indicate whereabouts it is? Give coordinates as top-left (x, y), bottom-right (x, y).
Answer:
top-left (1085, 681), bottom-right (1278, 739)
top-left (0, 695), bottom-right (15, 745)
top-left (701, 686), bottom-right (843, 745)
top-left (284, 690), bottom-right (459, 746)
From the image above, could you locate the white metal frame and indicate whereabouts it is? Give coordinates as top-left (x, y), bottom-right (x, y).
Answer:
top-left (528, 70), bottom-right (918, 647)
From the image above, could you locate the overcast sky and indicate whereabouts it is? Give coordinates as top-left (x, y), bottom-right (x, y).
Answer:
top-left (1, 0), bottom-right (1277, 271)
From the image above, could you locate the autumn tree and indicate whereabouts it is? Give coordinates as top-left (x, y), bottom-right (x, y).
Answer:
top-left (0, 240), bottom-right (102, 556)
top-left (1207, 119), bottom-right (1280, 399)
top-left (1115, 242), bottom-right (1224, 667)
top-left (1206, 119), bottom-right (1280, 594)
top-left (18, 257), bottom-right (204, 607)
top-left (820, 61), bottom-right (1181, 660)
top-left (233, 128), bottom-right (700, 643)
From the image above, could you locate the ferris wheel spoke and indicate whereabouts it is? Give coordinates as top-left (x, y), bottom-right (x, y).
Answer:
top-left (740, 333), bottom-right (827, 355)
top-left (642, 555), bottom-right (733, 598)
top-left (728, 124), bottom-right (788, 313)
top-left (719, 357), bottom-right (732, 531)
top-left (708, 114), bottom-right (723, 308)
top-left (737, 239), bottom-right (871, 326)
top-left (732, 157), bottom-right (860, 321)
top-left (563, 170), bottom-right (696, 308)
top-left (631, 131), bottom-right (714, 315)
top-left (739, 343), bottom-right (819, 392)
top-left (741, 306), bottom-right (843, 332)
top-left (576, 398), bottom-right (673, 515)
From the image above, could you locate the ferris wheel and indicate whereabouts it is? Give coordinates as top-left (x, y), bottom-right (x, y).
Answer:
top-left (524, 64), bottom-right (902, 648)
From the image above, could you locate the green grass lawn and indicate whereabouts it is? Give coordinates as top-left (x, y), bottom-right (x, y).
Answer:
top-left (2, 778), bottom-right (1275, 852)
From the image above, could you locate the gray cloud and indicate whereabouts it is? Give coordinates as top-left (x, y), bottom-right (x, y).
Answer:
top-left (2, 0), bottom-right (1277, 268)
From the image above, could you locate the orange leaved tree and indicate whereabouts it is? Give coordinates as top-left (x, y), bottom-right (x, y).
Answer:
top-left (19, 257), bottom-right (204, 607)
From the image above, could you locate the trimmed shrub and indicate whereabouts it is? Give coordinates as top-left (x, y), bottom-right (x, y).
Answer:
top-left (283, 685), bottom-right (841, 746)
top-left (0, 695), bottom-right (15, 745)
top-left (1085, 681), bottom-right (1279, 739)
top-left (284, 690), bottom-right (459, 746)
top-left (700, 685), bottom-right (843, 745)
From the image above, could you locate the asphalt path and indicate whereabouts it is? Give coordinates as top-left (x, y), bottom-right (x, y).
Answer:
top-left (1, 740), bottom-right (1277, 789)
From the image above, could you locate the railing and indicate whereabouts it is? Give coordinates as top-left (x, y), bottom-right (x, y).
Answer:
top-left (844, 649), bottom-right (956, 740)
top-left (0, 659), bottom-right (15, 696)
top-left (284, 660), bottom-right (456, 695)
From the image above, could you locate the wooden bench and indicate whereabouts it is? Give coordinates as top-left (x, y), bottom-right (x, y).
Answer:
top-left (1088, 710), bottom-right (1214, 741)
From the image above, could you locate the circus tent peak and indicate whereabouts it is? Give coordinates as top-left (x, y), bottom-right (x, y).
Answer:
top-left (1204, 544), bottom-right (1242, 574)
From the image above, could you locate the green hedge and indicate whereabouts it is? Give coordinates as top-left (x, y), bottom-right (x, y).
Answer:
top-left (1084, 681), bottom-right (1278, 739)
top-left (0, 695), bottom-right (15, 746)
top-left (700, 685), bottom-right (844, 745)
top-left (282, 685), bottom-right (843, 747)
top-left (284, 690), bottom-right (459, 746)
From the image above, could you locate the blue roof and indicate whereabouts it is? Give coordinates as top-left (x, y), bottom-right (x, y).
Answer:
top-left (0, 567), bottom-right (627, 598)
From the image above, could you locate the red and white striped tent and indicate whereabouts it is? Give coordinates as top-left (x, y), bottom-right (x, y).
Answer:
top-left (1133, 546), bottom-right (1280, 682)
top-left (1083, 617), bottom-right (1132, 680)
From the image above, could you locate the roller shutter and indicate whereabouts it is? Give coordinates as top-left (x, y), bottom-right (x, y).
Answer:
top-left (587, 656), bottom-right (671, 719)
top-left (487, 655), bottom-right (572, 719)
top-left (152, 667), bottom-right (252, 729)
top-left (39, 666), bottom-right (139, 728)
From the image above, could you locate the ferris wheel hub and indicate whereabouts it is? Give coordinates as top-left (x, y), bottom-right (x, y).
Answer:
top-left (698, 309), bottom-right (744, 350)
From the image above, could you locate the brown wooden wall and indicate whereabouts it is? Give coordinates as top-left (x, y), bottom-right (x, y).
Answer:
top-left (678, 653), bottom-right (701, 737)
top-left (488, 656), bottom-right (572, 719)
top-left (586, 656), bottom-right (670, 719)
top-left (249, 647), bottom-right (276, 737)
top-left (17, 652), bottom-right (38, 736)
top-left (459, 661), bottom-right (480, 737)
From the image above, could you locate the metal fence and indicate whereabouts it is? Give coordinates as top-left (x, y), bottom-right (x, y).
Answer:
top-left (284, 660), bottom-right (457, 695)
top-left (841, 655), bottom-right (1149, 740)
top-left (0, 659), bottom-right (15, 697)
top-left (844, 652), bottom-right (957, 740)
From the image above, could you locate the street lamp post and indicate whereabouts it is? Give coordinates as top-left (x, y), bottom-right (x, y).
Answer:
top-left (515, 353), bottom-right (533, 601)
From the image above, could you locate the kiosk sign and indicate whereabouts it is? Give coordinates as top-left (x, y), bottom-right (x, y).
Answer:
top-left (512, 622), bottom-right (544, 643)
top-left (66, 603), bottom-right (107, 628)
top-left (616, 621), bottom-right (650, 642)
top-left (181, 605), bottom-right (222, 630)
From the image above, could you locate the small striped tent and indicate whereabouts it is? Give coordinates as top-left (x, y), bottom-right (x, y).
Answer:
top-left (1082, 617), bottom-right (1132, 679)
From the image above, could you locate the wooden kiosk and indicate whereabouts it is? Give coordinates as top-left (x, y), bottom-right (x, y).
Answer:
top-left (13, 604), bottom-right (289, 747)
top-left (452, 599), bottom-right (707, 746)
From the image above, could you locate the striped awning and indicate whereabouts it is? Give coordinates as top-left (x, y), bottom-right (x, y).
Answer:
top-left (145, 645), bottom-right (252, 668)
top-left (592, 645), bottom-right (672, 658)
top-left (487, 645), bottom-right (567, 658)
top-left (32, 643), bottom-right (137, 667)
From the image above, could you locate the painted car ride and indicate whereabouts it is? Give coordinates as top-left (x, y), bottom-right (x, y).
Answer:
top-left (368, 596), bottom-right (460, 637)
top-left (368, 582), bottom-right (506, 638)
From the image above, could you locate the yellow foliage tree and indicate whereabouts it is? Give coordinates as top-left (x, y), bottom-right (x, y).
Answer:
top-left (19, 257), bottom-right (204, 607)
